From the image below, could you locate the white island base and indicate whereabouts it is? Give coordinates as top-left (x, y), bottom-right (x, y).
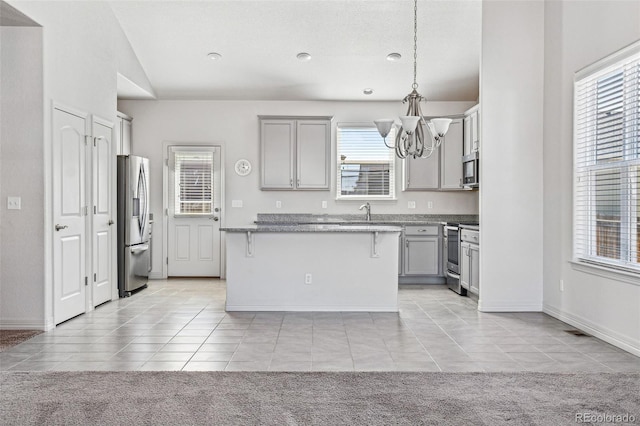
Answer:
top-left (224, 229), bottom-right (400, 312)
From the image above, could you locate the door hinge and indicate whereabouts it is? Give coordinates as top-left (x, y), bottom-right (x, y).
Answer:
top-left (165, 158), bottom-right (169, 166)
top-left (84, 135), bottom-right (91, 146)
top-left (94, 205), bottom-right (97, 214)
top-left (166, 257), bottom-right (169, 265)
top-left (93, 273), bottom-right (96, 282)
top-left (165, 208), bottom-right (168, 216)
top-left (84, 276), bottom-right (88, 286)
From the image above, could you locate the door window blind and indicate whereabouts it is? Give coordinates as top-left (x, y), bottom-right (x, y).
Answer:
top-left (574, 42), bottom-right (640, 273)
top-left (337, 125), bottom-right (396, 199)
top-left (174, 151), bottom-right (214, 215)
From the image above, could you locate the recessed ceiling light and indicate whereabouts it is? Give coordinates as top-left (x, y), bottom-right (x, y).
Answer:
top-left (386, 53), bottom-right (402, 61)
top-left (363, 88), bottom-right (374, 95)
top-left (207, 52), bottom-right (222, 60)
top-left (296, 52), bottom-right (312, 61)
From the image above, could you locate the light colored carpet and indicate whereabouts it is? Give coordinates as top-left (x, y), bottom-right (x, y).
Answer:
top-left (0, 330), bottom-right (42, 353)
top-left (1, 372), bottom-right (638, 425)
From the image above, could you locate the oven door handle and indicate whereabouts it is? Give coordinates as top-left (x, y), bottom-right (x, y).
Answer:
top-left (446, 270), bottom-right (460, 279)
top-left (444, 226), bottom-right (459, 232)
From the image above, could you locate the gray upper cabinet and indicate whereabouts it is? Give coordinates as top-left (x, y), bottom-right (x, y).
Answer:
top-left (296, 120), bottom-right (331, 189)
top-left (463, 105), bottom-right (480, 156)
top-left (403, 117), bottom-right (464, 191)
top-left (403, 148), bottom-right (440, 190)
top-left (261, 119), bottom-right (295, 189)
top-left (439, 118), bottom-right (464, 190)
top-left (117, 112), bottom-right (132, 156)
top-left (260, 116), bottom-right (331, 190)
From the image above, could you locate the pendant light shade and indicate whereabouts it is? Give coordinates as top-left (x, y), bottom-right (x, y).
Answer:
top-left (430, 118), bottom-right (452, 138)
top-left (373, 119), bottom-right (394, 139)
top-left (399, 116), bottom-right (420, 134)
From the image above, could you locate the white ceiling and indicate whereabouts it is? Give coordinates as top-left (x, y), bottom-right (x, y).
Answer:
top-left (110, 0), bottom-right (481, 102)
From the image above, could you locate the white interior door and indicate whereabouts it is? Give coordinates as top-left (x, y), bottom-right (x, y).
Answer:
top-left (168, 146), bottom-right (221, 277)
top-left (92, 118), bottom-right (114, 306)
top-left (53, 107), bottom-right (87, 324)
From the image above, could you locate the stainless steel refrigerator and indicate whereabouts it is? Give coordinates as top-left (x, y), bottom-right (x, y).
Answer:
top-left (117, 155), bottom-right (150, 297)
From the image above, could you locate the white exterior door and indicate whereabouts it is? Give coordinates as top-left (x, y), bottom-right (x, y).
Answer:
top-left (168, 146), bottom-right (221, 277)
top-left (92, 118), bottom-right (114, 306)
top-left (53, 107), bottom-right (87, 324)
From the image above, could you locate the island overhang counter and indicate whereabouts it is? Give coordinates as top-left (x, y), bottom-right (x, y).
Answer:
top-left (221, 224), bottom-right (402, 312)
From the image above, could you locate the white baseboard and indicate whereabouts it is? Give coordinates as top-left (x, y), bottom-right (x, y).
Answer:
top-left (225, 304), bottom-right (398, 312)
top-left (477, 299), bottom-right (543, 312)
top-left (0, 317), bottom-right (50, 331)
top-left (543, 304), bottom-right (640, 357)
top-left (148, 272), bottom-right (165, 280)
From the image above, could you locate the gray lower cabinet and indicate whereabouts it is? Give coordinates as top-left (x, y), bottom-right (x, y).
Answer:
top-left (398, 225), bottom-right (443, 283)
top-left (460, 228), bottom-right (480, 295)
top-left (404, 236), bottom-right (439, 275)
top-left (260, 116), bottom-right (331, 190)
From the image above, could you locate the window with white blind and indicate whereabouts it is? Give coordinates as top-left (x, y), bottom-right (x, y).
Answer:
top-left (173, 150), bottom-right (214, 215)
top-left (337, 125), bottom-right (396, 199)
top-left (574, 41), bottom-right (640, 274)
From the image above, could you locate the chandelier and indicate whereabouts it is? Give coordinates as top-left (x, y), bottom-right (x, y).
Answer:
top-left (374, 0), bottom-right (452, 159)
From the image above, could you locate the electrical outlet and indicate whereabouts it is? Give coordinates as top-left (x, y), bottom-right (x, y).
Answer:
top-left (427, 201), bottom-right (434, 209)
top-left (276, 200), bottom-right (282, 209)
top-left (305, 273), bottom-right (312, 285)
top-left (7, 197), bottom-right (21, 210)
top-left (231, 200), bottom-right (243, 208)
top-left (321, 201), bottom-right (327, 209)
top-left (560, 279), bottom-right (564, 292)
top-left (408, 201), bottom-right (416, 209)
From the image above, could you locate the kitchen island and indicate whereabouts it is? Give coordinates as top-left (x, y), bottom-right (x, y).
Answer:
top-left (221, 224), bottom-right (402, 312)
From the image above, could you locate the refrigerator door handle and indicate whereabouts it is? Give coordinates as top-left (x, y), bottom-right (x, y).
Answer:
top-left (130, 244), bottom-right (150, 254)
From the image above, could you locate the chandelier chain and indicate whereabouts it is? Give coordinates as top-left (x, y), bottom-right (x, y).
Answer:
top-left (412, 0), bottom-right (418, 89)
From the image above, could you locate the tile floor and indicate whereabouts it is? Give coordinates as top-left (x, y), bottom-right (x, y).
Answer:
top-left (2, 279), bottom-right (639, 372)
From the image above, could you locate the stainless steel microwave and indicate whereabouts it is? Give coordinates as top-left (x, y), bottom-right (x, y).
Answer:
top-left (462, 151), bottom-right (479, 188)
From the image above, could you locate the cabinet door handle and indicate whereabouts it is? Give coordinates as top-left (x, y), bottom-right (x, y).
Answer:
top-left (417, 229), bottom-right (428, 232)
top-left (290, 179), bottom-right (293, 187)
top-left (297, 178), bottom-right (300, 186)
top-left (405, 240), bottom-right (409, 248)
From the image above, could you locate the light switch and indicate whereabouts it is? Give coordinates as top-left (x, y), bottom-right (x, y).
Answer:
top-left (7, 197), bottom-right (21, 210)
top-left (427, 201), bottom-right (434, 209)
top-left (231, 200), bottom-right (243, 208)
top-left (321, 201), bottom-right (327, 209)
top-left (276, 201), bottom-right (282, 209)
top-left (408, 201), bottom-right (416, 209)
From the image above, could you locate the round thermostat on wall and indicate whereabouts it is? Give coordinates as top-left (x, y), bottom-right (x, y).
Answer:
top-left (234, 159), bottom-right (252, 176)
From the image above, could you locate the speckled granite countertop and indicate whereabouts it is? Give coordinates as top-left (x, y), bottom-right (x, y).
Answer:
top-left (220, 224), bottom-right (403, 233)
top-left (254, 213), bottom-right (479, 225)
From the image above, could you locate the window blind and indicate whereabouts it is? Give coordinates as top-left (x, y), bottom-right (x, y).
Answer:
top-left (336, 125), bottom-right (396, 198)
top-left (574, 43), bottom-right (640, 273)
top-left (174, 151), bottom-right (214, 215)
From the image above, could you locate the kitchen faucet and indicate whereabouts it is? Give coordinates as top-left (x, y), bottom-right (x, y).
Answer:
top-left (359, 202), bottom-right (371, 221)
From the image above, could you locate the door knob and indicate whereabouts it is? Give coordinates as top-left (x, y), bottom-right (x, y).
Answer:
top-left (55, 224), bottom-right (68, 231)
top-left (108, 220), bottom-right (114, 226)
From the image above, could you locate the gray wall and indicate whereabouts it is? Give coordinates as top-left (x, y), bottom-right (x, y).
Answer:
top-left (0, 26), bottom-right (45, 327)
